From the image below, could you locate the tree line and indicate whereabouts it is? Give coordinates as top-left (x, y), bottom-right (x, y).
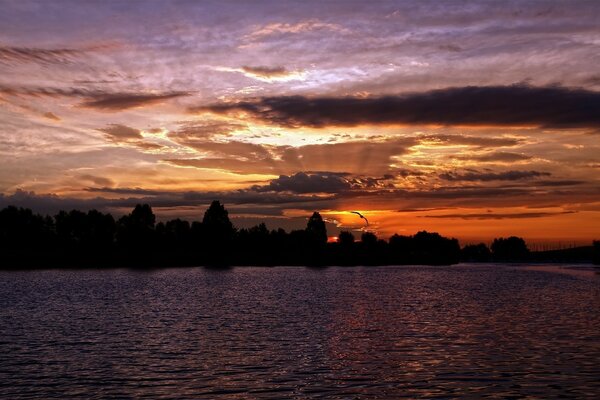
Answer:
top-left (0, 201), bottom-right (596, 268)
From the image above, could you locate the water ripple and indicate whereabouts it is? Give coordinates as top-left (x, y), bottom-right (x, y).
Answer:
top-left (1, 264), bottom-right (599, 398)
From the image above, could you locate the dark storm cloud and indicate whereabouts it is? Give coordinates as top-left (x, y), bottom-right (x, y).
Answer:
top-left (421, 211), bottom-right (577, 220)
top-left (0, 46), bottom-right (82, 64)
top-left (453, 152), bottom-right (532, 162)
top-left (439, 170), bottom-right (551, 182)
top-left (195, 85), bottom-right (600, 129)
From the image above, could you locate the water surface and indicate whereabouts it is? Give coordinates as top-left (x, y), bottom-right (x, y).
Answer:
top-left (1, 264), bottom-right (599, 398)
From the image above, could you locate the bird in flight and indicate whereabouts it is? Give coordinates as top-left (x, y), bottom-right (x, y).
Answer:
top-left (350, 211), bottom-right (369, 226)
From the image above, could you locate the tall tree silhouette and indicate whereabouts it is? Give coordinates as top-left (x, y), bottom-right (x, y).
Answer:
top-left (306, 212), bottom-right (327, 245)
top-left (304, 212), bottom-right (327, 265)
top-left (202, 201), bottom-right (234, 239)
top-left (117, 204), bottom-right (156, 256)
top-left (202, 201), bottom-right (234, 265)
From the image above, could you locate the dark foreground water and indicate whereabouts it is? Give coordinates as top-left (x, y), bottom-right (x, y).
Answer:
top-left (1, 264), bottom-right (599, 399)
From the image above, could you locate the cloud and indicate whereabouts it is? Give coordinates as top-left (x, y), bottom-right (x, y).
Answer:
top-left (97, 124), bottom-right (164, 151)
top-left (172, 121), bottom-right (247, 139)
top-left (242, 66), bottom-right (290, 78)
top-left (0, 188), bottom-right (334, 217)
top-left (43, 112), bottom-right (61, 121)
top-left (242, 65), bottom-right (306, 82)
top-left (420, 135), bottom-right (523, 148)
top-left (247, 20), bottom-right (348, 40)
top-left (176, 140), bottom-right (273, 161)
top-left (347, 174), bottom-right (396, 189)
top-left (214, 65), bottom-right (306, 82)
top-left (85, 187), bottom-right (170, 196)
top-left (396, 169), bottom-right (426, 178)
top-left (422, 211), bottom-right (577, 220)
top-left (162, 157), bottom-right (278, 175)
top-left (3, 178), bottom-right (598, 222)
top-left (99, 124), bottom-right (143, 140)
top-left (0, 46), bottom-right (81, 64)
top-left (0, 85), bottom-right (189, 111)
top-left (163, 138), bottom-right (415, 175)
top-left (534, 180), bottom-right (585, 187)
top-left (583, 75), bottom-right (600, 86)
top-left (439, 170), bottom-right (551, 182)
top-left (0, 85), bottom-right (95, 97)
top-left (251, 172), bottom-right (351, 193)
top-left (80, 92), bottom-right (189, 111)
top-left (194, 85), bottom-right (600, 129)
top-left (79, 175), bottom-right (115, 187)
top-left (453, 151), bottom-right (532, 162)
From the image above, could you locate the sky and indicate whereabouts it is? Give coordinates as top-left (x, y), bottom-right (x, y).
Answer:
top-left (1, 0), bottom-right (599, 244)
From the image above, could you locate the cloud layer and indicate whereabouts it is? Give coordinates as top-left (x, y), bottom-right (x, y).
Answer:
top-left (197, 85), bottom-right (600, 128)
top-left (1, 1), bottom-right (599, 242)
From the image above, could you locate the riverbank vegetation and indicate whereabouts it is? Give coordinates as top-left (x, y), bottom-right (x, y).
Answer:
top-left (0, 202), bottom-right (597, 268)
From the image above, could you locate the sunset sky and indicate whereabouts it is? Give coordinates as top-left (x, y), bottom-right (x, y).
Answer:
top-left (1, 0), bottom-right (599, 244)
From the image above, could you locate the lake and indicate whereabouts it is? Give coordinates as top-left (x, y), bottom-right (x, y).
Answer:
top-left (1, 264), bottom-right (599, 398)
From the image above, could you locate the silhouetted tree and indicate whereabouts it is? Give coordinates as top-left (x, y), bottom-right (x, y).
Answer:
top-left (55, 209), bottom-right (115, 249)
top-left (461, 243), bottom-right (491, 262)
top-left (86, 210), bottom-right (116, 248)
top-left (202, 201), bottom-right (235, 265)
top-left (289, 229), bottom-right (310, 265)
top-left (338, 231), bottom-right (355, 246)
top-left (202, 201), bottom-right (234, 239)
top-left (358, 232), bottom-right (382, 265)
top-left (53, 209), bottom-right (115, 264)
top-left (412, 231), bottom-right (461, 265)
top-left (55, 210), bottom-right (86, 244)
top-left (0, 206), bottom-right (55, 266)
top-left (304, 212), bottom-right (327, 265)
top-left (157, 218), bottom-right (190, 247)
top-left (116, 204), bottom-right (157, 259)
top-left (389, 234), bottom-right (414, 264)
top-left (306, 212), bottom-right (327, 245)
top-left (361, 232), bottom-right (377, 246)
top-left (235, 223), bottom-right (272, 265)
top-left (3, 202), bottom-right (567, 268)
top-left (491, 236), bottom-right (529, 262)
top-left (333, 231), bottom-right (356, 265)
